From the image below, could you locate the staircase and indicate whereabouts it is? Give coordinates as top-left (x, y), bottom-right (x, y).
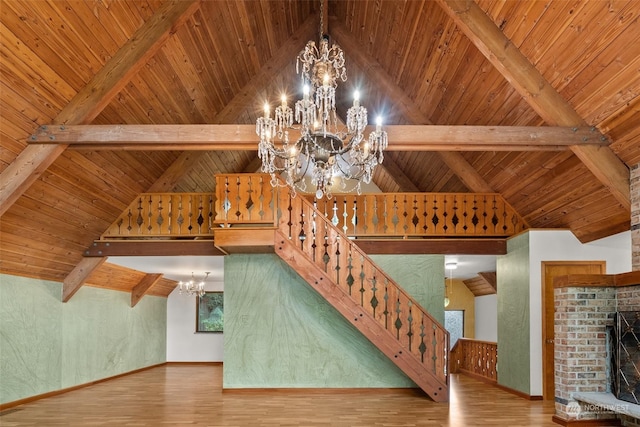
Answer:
top-left (271, 187), bottom-right (449, 402)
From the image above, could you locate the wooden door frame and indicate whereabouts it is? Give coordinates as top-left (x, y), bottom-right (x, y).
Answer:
top-left (540, 260), bottom-right (606, 400)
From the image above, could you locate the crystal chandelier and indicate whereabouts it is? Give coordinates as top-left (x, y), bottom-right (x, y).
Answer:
top-left (256, 7), bottom-right (388, 199)
top-left (178, 272), bottom-right (209, 297)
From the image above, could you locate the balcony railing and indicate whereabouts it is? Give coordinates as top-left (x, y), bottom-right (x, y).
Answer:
top-left (449, 338), bottom-right (497, 383)
top-left (100, 174), bottom-right (529, 240)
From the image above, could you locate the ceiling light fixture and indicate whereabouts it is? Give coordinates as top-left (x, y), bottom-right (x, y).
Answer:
top-left (256, 2), bottom-right (387, 199)
top-left (178, 272), bottom-right (210, 297)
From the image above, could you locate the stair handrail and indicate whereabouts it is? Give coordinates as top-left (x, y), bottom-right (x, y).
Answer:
top-left (276, 187), bottom-right (449, 386)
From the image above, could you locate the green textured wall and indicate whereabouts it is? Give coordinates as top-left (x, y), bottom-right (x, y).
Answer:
top-left (0, 274), bottom-right (167, 404)
top-left (223, 253), bottom-right (444, 388)
top-left (497, 233), bottom-right (530, 394)
top-left (370, 255), bottom-right (445, 325)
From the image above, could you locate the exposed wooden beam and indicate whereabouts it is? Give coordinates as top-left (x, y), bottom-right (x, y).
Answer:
top-left (83, 240), bottom-right (225, 257)
top-left (462, 273), bottom-right (497, 296)
top-left (570, 145), bottom-right (631, 210)
top-left (0, 0), bottom-right (201, 216)
top-left (353, 239), bottom-right (506, 255)
top-left (131, 273), bottom-right (164, 307)
top-left (62, 257), bottom-right (107, 302)
top-left (436, 0), bottom-right (630, 210)
top-left (60, 0), bottom-right (201, 125)
top-left (144, 14), bottom-right (318, 192)
top-left (478, 271), bottom-right (497, 291)
top-left (30, 124), bottom-right (604, 151)
top-left (0, 145), bottom-right (66, 217)
top-left (329, 17), bottom-right (492, 194)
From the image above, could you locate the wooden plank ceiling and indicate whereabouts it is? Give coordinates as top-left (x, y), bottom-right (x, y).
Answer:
top-left (0, 0), bottom-right (638, 292)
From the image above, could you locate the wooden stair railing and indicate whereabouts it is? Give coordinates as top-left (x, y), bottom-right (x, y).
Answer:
top-left (273, 188), bottom-right (450, 402)
top-left (449, 338), bottom-right (497, 384)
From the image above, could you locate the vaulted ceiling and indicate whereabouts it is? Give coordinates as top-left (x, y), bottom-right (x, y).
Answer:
top-left (1, 0), bottom-right (638, 291)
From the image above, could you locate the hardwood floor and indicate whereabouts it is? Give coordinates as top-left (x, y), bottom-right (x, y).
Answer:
top-left (0, 364), bottom-right (556, 426)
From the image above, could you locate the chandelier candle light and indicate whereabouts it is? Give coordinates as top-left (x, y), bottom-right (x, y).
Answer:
top-left (256, 14), bottom-right (387, 199)
top-left (178, 272), bottom-right (209, 297)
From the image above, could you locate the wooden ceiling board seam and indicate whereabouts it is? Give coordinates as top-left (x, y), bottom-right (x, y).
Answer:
top-left (452, 64), bottom-right (514, 125)
top-left (538, 1), bottom-right (634, 92)
top-left (559, 17), bottom-right (640, 105)
top-left (500, 155), bottom-right (583, 208)
top-left (45, 156), bottom-right (140, 209)
top-left (188, 9), bottom-right (236, 112)
top-left (23, 179), bottom-right (119, 225)
top-left (519, 0), bottom-right (589, 67)
top-left (0, 88), bottom-right (55, 142)
top-left (414, 23), bottom-right (469, 115)
top-left (602, 95), bottom-right (640, 136)
top-left (0, 236), bottom-right (81, 267)
top-left (160, 35), bottom-right (219, 124)
top-left (1, 1), bottom-right (93, 91)
top-left (0, 251), bottom-right (79, 278)
top-left (422, 39), bottom-right (478, 124)
top-left (0, 222), bottom-right (88, 255)
top-left (374, 0), bottom-right (407, 71)
top-left (145, 54), bottom-right (208, 124)
top-left (495, 152), bottom-right (571, 199)
top-left (524, 180), bottom-right (609, 227)
top-left (32, 170), bottom-right (127, 221)
top-left (479, 151), bottom-right (530, 187)
top-left (231, 1), bottom-right (263, 76)
top-left (529, 1), bottom-right (599, 71)
top-left (0, 22), bottom-right (77, 109)
top-left (172, 16), bottom-right (226, 122)
top-left (574, 59), bottom-right (640, 126)
top-left (0, 212), bottom-right (97, 252)
top-left (73, 0), bottom-right (131, 47)
top-left (217, 1), bottom-right (258, 93)
top-left (492, 91), bottom-right (543, 126)
top-left (0, 262), bottom-right (70, 283)
top-left (536, 192), bottom-right (626, 233)
top-left (53, 0), bottom-right (120, 67)
top-left (12, 196), bottom-right (112, 240)
top-left (69, 151), bottom-right (151, 199)
top-left (431, 42), bottom-right (482, 124)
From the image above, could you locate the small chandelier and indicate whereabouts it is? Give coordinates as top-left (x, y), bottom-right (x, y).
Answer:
top-left (256, 8), bottom-right (387, 199)
top-left (178, 272), bottom-right (209, 297)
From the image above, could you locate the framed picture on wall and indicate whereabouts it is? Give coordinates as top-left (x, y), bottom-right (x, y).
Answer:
top-left (196, 292), bottom-right (224, 333)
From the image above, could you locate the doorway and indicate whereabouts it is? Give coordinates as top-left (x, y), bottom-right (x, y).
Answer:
top-left (541, 261), bottom-right (605, 400)
top-left (445, 310), bottom-right (464, 349)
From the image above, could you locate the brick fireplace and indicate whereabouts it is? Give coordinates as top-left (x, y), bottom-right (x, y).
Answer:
top-left (552, 164), bottom-right (640, 426)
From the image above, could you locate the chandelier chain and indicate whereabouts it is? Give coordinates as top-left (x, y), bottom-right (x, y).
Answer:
top-left (319, 0), bottom-right (324, 39)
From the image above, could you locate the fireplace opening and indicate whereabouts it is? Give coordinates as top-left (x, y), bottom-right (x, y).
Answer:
top-left (609, 311), bottom-right (640, 405)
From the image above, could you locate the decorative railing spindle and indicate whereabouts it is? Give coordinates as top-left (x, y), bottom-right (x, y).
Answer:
top-left (449, 338), bottom-right (497, 383)
top-left (214, 174), bottom-right (277, 227)
top-left (317, 193), bottom-right (527, 238)
top-left (101, 193), bottom-right (215, 239)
